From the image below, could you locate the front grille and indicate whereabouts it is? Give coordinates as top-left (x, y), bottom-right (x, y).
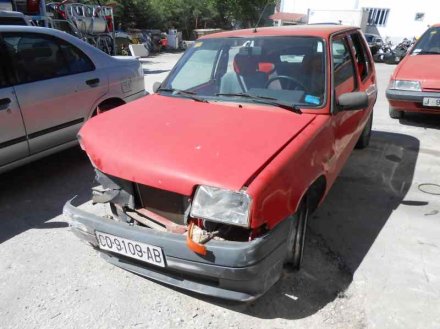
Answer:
top-left (135, 184), bottom-right (190, 225)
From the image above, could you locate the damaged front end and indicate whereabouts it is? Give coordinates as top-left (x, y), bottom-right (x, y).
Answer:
top-left (92, 170), bottom-right (261, 251)
top-left (64, 170), bottom-right (290, 301)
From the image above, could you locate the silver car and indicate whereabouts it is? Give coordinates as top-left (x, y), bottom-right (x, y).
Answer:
top-left (0, 26), bottom-right (146, 173)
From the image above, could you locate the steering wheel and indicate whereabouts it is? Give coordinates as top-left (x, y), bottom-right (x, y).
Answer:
top-left (265, 75), bottom-right (306, 91)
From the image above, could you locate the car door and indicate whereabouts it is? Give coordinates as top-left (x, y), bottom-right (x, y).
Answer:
top-left (0, 40), bottom-right (29, 167)
top-left (2, 32), bottom-right (107, 154)
top-left (330, 33), bottom-right (366, 168)
top-left (349, 31), bottom-right (377, 115)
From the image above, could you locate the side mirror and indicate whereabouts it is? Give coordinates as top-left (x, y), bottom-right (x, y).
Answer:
top-left (337, 92), bottom-right (368, 111)
top-left (153, 81), bottom-right (161, 93)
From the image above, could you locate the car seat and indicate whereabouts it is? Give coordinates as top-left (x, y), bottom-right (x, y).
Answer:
top-left (220, 53), bottom-right (268, 94)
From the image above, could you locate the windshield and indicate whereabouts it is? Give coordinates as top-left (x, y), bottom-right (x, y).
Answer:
top-left (412, 27), bottom-right (440, 54)
top-left (162, 36), bottom-right (326, 108)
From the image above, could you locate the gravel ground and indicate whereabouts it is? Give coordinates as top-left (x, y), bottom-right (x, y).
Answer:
top-left (0, 53), bottom-right (439, 329)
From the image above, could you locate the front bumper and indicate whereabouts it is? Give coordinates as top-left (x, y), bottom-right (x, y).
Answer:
top-left (386, 89), bottom-right (440, 114)
top-left (63, 200), bottom-right (290, 302)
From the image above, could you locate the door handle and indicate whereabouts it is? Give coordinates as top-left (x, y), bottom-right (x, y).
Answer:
top-left (86, 78), bottom-right (100, 86)
top-left (0, 98), bottom-right (11, 111)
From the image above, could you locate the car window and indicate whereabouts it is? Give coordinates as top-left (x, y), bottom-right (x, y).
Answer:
top-left (412, 26), bottom-right (440, 54)
top-left (332, 37), bottom-right (356, 96)
top-left (0, 46), bottom-right (9, 88)
top-left (59, 42), bottom-right (95, 74)
top-left (164, 36), bottom-right (326, 108)
top-left (350, 32), bottom-right (371, 81)
top-left (0, 63), bottom-right (8, 88)
top-left (171, 49), bottom-right (217, 90)
top-left (3, 32), bottom-right (94, 84)
top-left (0, 17), bottom-right (27, 25)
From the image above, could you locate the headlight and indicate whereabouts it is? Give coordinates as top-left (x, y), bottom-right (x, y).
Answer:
top-left (389, 80), bottom-right (421, 91)
top-left (190, 186), bottom-right (251, 227)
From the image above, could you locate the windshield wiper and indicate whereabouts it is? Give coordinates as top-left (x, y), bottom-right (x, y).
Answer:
top-left (157, 88), bottom-right (208, 103)
top-left (215, 93), bottom-right (302, 114)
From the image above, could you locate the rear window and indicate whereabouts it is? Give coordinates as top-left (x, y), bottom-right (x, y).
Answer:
top-left (0, 17), bottom-right (27, 25)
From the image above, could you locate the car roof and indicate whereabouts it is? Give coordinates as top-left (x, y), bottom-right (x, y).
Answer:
top-left (0, 10), bottom-right (26, 18)
top-left (0, 25), bottom-right (61, 33)
top-left (200, 24), bottom-right (358, 40)
top-left (0, 25), bottom-right (87, 43)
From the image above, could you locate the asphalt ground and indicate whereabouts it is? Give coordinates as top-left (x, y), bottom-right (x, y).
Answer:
top-left (0, 53), bottom-right (439, 329)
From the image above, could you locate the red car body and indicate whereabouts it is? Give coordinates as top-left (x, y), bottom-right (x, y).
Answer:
top-left (65, 25), bottom-right (377, 301)
top-left (386, 24), bottom-right (440, 117)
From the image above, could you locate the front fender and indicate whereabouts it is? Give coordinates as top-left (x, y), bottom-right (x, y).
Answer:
top-left (247, 115), bottom-right (333, 229)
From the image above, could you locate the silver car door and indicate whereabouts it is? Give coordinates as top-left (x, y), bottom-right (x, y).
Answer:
top-left (0, 41), bottom-right (28, 167)
top-left (3, 32), bottom-right (107, 154)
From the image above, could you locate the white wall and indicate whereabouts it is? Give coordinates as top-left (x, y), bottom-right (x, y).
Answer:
top-left (281, 0), bottom-right (358, 13)
top-left (280, 0), bottom-right (440, 43)
top-left (361, 0), bottom-right (440, 43)
top-left (308, 9), bottom-right (365, 26)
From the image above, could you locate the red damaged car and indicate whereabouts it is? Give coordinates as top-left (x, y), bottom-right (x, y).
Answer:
top-left (387, 24), bottom-right (440, 118)
top-left (64, 25), bottom-right (377, 301)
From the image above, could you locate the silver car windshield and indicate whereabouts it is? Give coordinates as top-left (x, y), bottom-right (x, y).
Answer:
top-left (162, 36), bottom-right (326, 108)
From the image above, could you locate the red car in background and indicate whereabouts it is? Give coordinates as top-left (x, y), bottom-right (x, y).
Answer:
top-left (386, 24), bottom-right (440, 118)
top-left (64, 25), bottom-right (377, 301)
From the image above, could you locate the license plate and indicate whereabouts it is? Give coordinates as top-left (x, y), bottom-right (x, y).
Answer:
top-left (423, 97), bottom-right (440, 107)
top-left (95, 231), bottom-right (166, 267)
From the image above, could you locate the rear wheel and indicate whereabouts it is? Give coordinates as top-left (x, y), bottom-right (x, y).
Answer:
top-left (389, 107), bottom-right (404, 119)
top-left (285, 197), bottom-right (309, 270)
top-left (355, 112), bottom-right (373, 149)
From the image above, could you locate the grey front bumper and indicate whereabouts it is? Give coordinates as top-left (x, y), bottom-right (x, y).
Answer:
top-left (386, 89), bottom-right (440, 102)
top-left (63, 201), bottom-right (290, 302)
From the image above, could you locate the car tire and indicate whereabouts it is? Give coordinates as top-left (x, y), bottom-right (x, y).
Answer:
top-left (355, 112), bottom-right (373, 149)
top-left (285, 197), bottom-right (309, 270)
top-left (389, 107), bottom-right (403, 119)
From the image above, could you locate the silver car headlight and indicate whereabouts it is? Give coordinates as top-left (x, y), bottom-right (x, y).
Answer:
top-left (190, 186), bottom-right (252, 227)
top-left (389, 80), bottom-right (421, 91)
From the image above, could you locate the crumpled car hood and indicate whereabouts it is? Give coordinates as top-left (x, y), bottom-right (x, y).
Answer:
top-left (79, 94), bottom-right (316, 195)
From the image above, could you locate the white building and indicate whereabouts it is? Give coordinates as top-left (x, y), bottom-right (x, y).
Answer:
top-left (277, 0), bottom-right (440, 43)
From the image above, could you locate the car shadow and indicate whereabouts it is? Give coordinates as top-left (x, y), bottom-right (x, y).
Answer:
top-left (177, 130), bottom-right (420, 319)
top-left (398, 112), bottom-right (440, 129)
top-left (0, 147), bottom-right (95, 244)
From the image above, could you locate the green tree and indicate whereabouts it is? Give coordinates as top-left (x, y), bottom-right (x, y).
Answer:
top-left (104, 0), bottom-right (276, 38)
top-left (223, 0), bottom-right (276, 28)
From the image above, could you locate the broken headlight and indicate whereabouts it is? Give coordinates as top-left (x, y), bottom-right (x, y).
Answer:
top-left (190, 185), bottom-right (251, 228)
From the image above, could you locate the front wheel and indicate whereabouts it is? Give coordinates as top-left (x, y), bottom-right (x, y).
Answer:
top-left (285, 197), bottom-right (309, 270)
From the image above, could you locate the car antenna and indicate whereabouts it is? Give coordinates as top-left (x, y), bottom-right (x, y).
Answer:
top-left (253, 0), bottom-right (271, 33)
